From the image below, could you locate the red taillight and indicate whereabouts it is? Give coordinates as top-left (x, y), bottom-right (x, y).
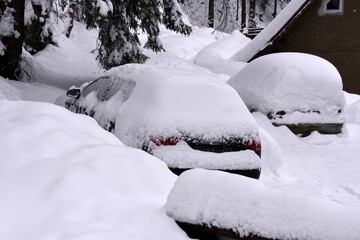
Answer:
top-left (150, 137), bottom-right (179, 146)
top-left (243, 141), bottom-right (261, 153)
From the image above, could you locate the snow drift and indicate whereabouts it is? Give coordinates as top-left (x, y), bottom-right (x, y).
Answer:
top-left (0, 100), bottom-right (188, 240)
top-left (166, 169), bottom-right (360, 240)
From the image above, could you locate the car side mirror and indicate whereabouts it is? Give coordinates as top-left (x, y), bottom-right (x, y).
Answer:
top-left (66, 88), bottom-right (81, 99)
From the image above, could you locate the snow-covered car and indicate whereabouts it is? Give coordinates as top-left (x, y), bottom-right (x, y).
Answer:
top-left (56, 66), bottom-right (262, 178)
top-left (228, 53), bottom-right (345, 136)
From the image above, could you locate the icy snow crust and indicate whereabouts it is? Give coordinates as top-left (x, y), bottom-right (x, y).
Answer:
top-left (228, 53), bottom-right (345, 124)
top-left (0, 100), bottom-right (189, 240)
top-left (151, 141), bottom-right (260, 170)
top-left (166, 169), bottom-right (360, 240)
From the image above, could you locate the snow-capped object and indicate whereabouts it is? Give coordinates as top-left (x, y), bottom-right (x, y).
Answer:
top-left (114, 66), bottom-right (260, 148)
top-left (228, 52), bottom-right (345, 124)
top-left (194, 31), bottom-right (250, 76)
top-left (0, 100), bottom-right (188, 240)
top-left (56, 62), bottom-right (261, 174)
top-left (166, 169), bottom-right (360, 240)
top-left (231, 0), bottom-right (309, 62)
top-left (151, 141), bottom-right (260, 170)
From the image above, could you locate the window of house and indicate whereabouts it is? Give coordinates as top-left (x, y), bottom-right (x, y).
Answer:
top-left (324, 0), bottom-right (344, 14)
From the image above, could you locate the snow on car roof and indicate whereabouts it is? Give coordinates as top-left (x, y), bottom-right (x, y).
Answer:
top-left (228, 53), bottom-right (345, 122)
top-left (110, 65), bottom-right (260, 148)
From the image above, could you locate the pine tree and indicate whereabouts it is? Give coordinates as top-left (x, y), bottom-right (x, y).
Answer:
top-left (24, 0), bottom-right (55, 54)
top-left (0, 0), bottom-right (25, 79)
top-left (97, 0), bottom-right (192, 70)
top-left (97, 0), bottom-right (149, 69)
top-left (163, 0), bottom-right (191, 35)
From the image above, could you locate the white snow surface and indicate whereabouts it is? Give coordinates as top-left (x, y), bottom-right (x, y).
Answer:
top-left (151, 141), bottom-right (261, 170)
top-left (2, 19), bottom-right (360, 240)
top-left (29, 21), bottom-right (103, 89)
top-left (166, 169), bottom-right (360, 240)
top-left (228, 52), bottom-right (345, 123)
top-left (194, 31), bottom-right (250, 76)
top-left (231, 0), bottom-right (308, 62)
top-left (0, 100), bottom-right (189, 240)
top-left (111, 66), bottom-right (260, 148)
top-left (0, 76), bottom-right (64, 102)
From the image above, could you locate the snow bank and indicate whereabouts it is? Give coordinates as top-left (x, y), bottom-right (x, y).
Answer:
top-left (166, 169), bottom-right (360, 240)
top-left (0, 100), bottom-right (188, 240)
top-left (0, 76), bottom-right (64, 103)
top-left (258, 127), bottom-right (282, 175)
top-left (228, 53), bottom-right (345, 124)
top-left (345, 99), bottom-right (360, 124)
top-left (143, 26), bottom-right (220, 60)
top-left (231, 0), bottom-right (308, 62)
top-left (194, 31), bottom-right (250, 76)
top-left (0, 77), bottom-right (22, 100)
top-left (30, 21), bottom-right (103, 89)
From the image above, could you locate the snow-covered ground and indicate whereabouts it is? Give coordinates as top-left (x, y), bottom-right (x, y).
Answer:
top-left (1, 21), bottom-right (360, 240)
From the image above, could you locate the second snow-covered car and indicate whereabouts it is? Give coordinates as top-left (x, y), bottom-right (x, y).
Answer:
top-left (56, 66), bottom-right (262, 178)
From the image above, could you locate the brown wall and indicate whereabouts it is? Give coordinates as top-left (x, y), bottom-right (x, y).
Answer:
top-left (255, 0), bottom-right (360, 94)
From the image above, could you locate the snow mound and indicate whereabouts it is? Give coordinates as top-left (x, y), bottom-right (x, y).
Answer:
top-left (345, 99), bottom-right (360, 124)
top-left (258, 127), bottom-right (282, 175)
top-left (30, 21), bottom-right (103, 89)
top-left (0, 77), bottom-right (22, 100)
top-left (166, 169), bottom-right (360, 240)
top-left (0, 100), bottom-right (188, 240)
top-left (228, 53), bottom-right (345, 123)
top-left (0, 76), bottom-right (64, 102)
top-left (194, 31), bottom-right (250, 76)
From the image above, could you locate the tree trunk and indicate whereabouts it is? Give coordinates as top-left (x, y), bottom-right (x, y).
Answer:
top-left (273, 0), bottom-right (278, 18)
top-left (241, 0), bottom-right (246, 29)
top-left (0, 0), bottom-right (25, 79)
top-left (208, 0), bottom-right (214, 28)
top-left (249, 0), bottom-right (256, 28)
top-left (66, 3), bottom-right (77, 38)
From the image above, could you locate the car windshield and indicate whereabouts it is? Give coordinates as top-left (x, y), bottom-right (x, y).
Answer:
top-left (82, 76), bottom-right (136, 102)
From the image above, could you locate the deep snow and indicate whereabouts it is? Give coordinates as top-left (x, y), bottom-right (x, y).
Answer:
top-left (0, 100), bottom-right (188, 240)
top-left (228, 52), bottom-right (345, 124)
top-left (1, 19), bottom-right (360, 240)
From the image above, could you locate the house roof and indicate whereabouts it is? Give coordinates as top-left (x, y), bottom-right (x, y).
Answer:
top-left (231, 0), bottom-right (315, 63)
